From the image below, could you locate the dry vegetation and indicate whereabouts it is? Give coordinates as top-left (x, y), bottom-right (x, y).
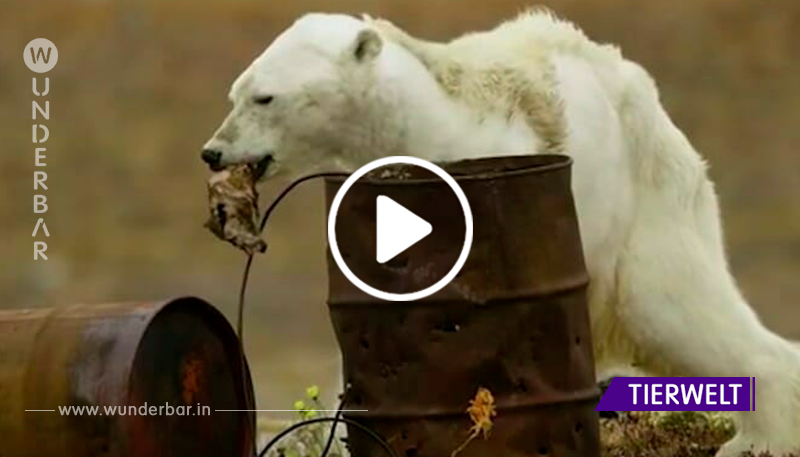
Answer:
top-left (1, 0), bottom-right (799, 414)
top-left (259, 409), bottom-right (786, 457)
top-left (602, 412), bottom-right (800, 457)
top-left (602, 412), bottom-right (734, 457)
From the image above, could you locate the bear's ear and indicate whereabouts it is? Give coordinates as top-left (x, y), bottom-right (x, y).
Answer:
top-left (352, 29), bottom-right (382, 61)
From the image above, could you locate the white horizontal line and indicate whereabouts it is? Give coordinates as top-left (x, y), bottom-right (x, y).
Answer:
top-left (24, 409), bottom-right (368, 413)
top-left (216, 410), bottom-right (368, 412)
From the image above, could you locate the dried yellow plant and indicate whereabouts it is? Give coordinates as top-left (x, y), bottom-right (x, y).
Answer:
top-left (451, 387), bottom-right (497, 457)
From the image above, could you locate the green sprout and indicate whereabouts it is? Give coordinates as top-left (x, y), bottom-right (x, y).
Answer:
top-left (306, 385), bottom-right (320, 401)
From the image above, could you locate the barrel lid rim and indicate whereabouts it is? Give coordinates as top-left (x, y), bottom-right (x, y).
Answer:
top-left (324, 154), bottom-right (572, 185)
top-left (127, 295), bottom-right (254, 408)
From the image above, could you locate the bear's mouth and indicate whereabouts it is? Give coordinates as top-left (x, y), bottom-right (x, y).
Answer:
top-left (250, 154), bottom-right (273, 181)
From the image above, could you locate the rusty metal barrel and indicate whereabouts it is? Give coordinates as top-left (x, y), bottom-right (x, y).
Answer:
top-left (0, 296), bottom-right (255, 457)
top-left (325, 155), bottom-right (600, 457)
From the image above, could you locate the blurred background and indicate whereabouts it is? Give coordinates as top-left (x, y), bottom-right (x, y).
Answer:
top-left (1, 0), bottom-right (798, 416)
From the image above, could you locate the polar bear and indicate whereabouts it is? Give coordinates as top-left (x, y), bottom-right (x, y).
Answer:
top-left (201, 10), bottom-right (800, 456)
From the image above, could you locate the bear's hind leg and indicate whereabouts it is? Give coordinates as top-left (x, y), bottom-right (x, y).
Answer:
top-left (615, 220), bottom-right (800, 457)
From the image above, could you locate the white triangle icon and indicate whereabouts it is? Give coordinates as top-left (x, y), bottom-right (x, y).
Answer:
top-left (376, 195), bottom-right (432, 264)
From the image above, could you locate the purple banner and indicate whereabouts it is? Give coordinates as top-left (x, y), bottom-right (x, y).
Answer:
top-left (595, 377), bottom-right (754, 412)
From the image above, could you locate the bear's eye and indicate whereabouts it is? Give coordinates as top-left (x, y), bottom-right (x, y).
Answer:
top-left (253, 95), bottom-right (274, 106)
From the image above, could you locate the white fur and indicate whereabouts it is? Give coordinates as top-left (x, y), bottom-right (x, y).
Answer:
top-left (205, 11), bottom-right (800, 456)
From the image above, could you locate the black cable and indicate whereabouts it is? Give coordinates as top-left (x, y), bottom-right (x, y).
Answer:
top-left (256, 417), bottom-right (398, 457)
top-left (259, 172), bottom-right (349, 232)
top-left (319, 388), bottom-right (349, 457)
top-left (233, 172), bottom-right (348, 457)
top-left (239, 172), bottom-right (347, 340)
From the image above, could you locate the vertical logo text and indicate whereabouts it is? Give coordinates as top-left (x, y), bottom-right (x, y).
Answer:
top-left (27, 39), bottom-right (57, 259)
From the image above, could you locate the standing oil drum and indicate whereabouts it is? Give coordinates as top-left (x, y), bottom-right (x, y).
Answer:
top-left (325, 155), bottom-right (600, 457)
top-left (0, 296), bottom-right (255, 457)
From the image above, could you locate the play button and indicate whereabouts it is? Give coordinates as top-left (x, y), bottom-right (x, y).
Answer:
top-left (327, 156), bottom-right (473, 302)
top-left (376, 196), bottom-right (432, 264)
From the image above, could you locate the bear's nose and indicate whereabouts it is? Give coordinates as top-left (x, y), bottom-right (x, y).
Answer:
top-left (201, 149), bottom-right (222, 168)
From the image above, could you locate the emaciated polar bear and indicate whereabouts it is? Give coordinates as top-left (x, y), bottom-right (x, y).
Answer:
top-left (201, 10), bottom-right (800, 456)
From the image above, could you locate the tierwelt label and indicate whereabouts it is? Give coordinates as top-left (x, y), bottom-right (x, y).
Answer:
top-left (595, 377), bottom-right (754, 412)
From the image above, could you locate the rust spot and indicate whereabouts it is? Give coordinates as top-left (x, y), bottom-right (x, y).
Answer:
top-left (181, 356), bottom-right (203, 405)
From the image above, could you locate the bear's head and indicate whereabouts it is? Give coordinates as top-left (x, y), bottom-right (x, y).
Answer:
top-left (201, 13), bottom-right (404, 180)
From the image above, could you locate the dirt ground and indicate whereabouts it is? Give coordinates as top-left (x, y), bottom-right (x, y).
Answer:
top-left (1, 0), bottom-right (799, 414)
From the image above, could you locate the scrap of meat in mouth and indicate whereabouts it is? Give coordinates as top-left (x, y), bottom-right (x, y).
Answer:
top-left (203, 164), bottom-right (267, 255)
